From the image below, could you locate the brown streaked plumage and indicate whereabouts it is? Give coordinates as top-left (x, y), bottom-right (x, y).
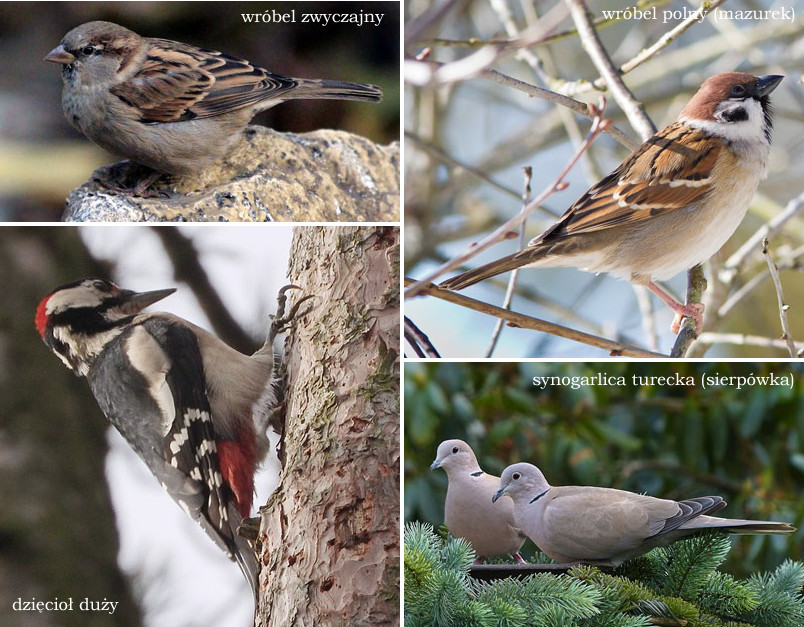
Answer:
top-left (45, 21), bottom-right (382, 177)
top-left (441, 72), bottom-right (783, 334)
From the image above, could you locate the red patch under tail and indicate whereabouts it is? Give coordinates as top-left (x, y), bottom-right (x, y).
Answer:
top-left (216, 427), bottom-right (257, 518)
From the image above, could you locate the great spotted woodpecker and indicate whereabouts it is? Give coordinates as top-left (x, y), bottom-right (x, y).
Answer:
top-left (35, 277), bottom-right (292, 591)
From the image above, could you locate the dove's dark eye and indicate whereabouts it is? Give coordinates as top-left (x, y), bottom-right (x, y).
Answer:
top-left (81, 45), bottom-right (97, 56)
top-left (730, 84), bottom-right (746, 98)
top-left (512, 472), bottom-right (521, 481)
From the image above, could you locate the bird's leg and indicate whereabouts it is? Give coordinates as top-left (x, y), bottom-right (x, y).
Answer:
top-left (513, 553), bottom-right (527, 564)
top-left (647, 281), bottom-right (704, 335)
top-left (92, 162), bottom-right (171, 198)
top-left (268, 285), bottom-right (315, 344)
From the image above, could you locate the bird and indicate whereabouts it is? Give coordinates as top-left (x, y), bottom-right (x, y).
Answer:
top-left (35, 278), bottom-right (302, 590)
top-left (44, 21), bottom-right (382, 181)
top-left (431, 439), bottom-right (526, 562)
top-left (493, 462), bottom-right (795, 566)
top-left (441, 72), bottom-right (784, 334)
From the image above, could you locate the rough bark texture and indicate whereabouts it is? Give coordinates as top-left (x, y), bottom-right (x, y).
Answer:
top-left (0, 227), bottom-right (141, 627)
top-left (62, 128), bottom-right (400, 223)
top-left (256, 226), bottom-right (400, 626)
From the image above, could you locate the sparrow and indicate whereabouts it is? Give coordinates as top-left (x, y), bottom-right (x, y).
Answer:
top-left (44, 21), bottom-right (382, 179)
top-left (441, 72), bottom-right (784, 334)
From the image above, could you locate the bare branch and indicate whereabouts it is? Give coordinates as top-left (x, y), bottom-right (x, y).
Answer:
top-left (405, 106), bottom-right (610, 298)
top-left (486, 166), bottom-right (533, 357)
top-left (762, 239), bottom-right (798, 357)
top-left (404, 316), bottom-right (441, 358)
top-left (669, 266), bottom-right (707, 358)
top-left (565, 0), bottom-right (656, 139)
top-left (721, 191), bottom-right (804, 284)
top-left (406, 279), bottom-right (665, 358)
top-left (695, 332), bottom-right (804, 355)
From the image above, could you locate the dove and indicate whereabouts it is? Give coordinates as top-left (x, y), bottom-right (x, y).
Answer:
top-left (431, 440), bottom-right (526, 563)
top-left (493, 462), bottom-right (795, 566)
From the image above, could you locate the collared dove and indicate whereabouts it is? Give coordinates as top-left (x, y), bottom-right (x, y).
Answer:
top-left (431, 440), bottom-right (526, 563)
top-left (493, 462), bottom-right (795, 566)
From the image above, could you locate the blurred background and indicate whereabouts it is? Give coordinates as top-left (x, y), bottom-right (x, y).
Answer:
top-left (0, 1), bottom-right (400, 221)
top-left (0, 225), bottom-right (296, 627)
top-left (405, 361), bottom-right (804, 578)
top-left (404, 0), bottom-right (804, 358)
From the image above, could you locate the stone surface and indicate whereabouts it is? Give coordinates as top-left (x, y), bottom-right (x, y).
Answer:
top-left (62, 127), bottom-right (400, 222)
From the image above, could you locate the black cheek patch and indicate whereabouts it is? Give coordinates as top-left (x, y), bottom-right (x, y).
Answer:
top-left (721, 107), bottom-right (749, 123)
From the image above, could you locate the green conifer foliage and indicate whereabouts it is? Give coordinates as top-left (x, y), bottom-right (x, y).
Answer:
top-left (404, 523), bottom-right (804, 626)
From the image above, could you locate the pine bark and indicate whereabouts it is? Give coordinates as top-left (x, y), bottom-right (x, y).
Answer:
top-left (256, 226), bottom-right (400, 626)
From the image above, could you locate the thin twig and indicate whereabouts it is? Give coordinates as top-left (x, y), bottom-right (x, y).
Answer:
top-left (406, 279), bottom-right (665, 358)
top-left (405, 3), bottom-right (569, 86)
top-left (480, 68), bottom-right (638, 149)
top-left (695, 332), bottom-right (804, 355)
top-left (405, 131), bottom-right (523, 200)
top-left (405, 0), bottom-right (463, 47)
top-left (405, 104), bottom-right (610, 299)
top-left (485, 167), bottom-right (533, 357)
top-left (720, 191), bottom-right (804, 284)
top-left (565, 0), bottom-right (656, 140)
top-left (589, 0), bottom-right (729, 92)
top-left (404, 316), bottom-right (441, 358)
top-left (762, 239), bottom-right (797, 357)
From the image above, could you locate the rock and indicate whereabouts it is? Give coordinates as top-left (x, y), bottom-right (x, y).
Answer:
top-left (62, 127), bottom-right (400, 222)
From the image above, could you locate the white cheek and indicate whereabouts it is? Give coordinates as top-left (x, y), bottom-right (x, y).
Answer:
top-left (680, 98), bottom-right (768, 146)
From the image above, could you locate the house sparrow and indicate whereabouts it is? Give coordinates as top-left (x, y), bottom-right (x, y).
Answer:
top-left (441, 72), bottom-right (783, 334)
top-left (44, 21), bottom-right (382, 178)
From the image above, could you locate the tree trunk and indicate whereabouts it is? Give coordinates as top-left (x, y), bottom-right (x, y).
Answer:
top-left (256, 226), bottom-right (400, 626)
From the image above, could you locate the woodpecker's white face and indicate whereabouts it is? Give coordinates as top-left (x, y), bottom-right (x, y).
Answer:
top-left (36, 278), bottom-right (175, 376)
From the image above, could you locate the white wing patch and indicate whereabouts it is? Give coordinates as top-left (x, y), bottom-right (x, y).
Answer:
top-left (124, 326), bottom-right (175, 435)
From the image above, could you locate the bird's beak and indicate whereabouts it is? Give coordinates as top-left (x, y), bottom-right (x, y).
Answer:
top-left (120, 288), bottom-right (177, 315)
top-left (429, 459), bottom-right (441, 471)
top-left (756, 75), bottom-right (784, 98)
top-left (492, 485), bottom-right (506, 503)
top-left (44, 45), bottom-right (75, 65)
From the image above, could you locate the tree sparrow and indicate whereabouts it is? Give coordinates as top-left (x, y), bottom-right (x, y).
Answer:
top-left (44, 21), bottom-right (382, 178)
top-left (440, 72), bottom-right (783, 334)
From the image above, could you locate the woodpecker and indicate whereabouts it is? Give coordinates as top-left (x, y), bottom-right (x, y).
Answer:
top-left (35, 277), bottom-right (287, 591)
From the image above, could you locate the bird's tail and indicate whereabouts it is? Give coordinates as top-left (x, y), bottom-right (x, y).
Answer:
top-left (291, 78), bottom-right (382, 102)
top-left (686, 516), bottom-right (796, 535)
top-left (440, 251), bottom-right (533, 291)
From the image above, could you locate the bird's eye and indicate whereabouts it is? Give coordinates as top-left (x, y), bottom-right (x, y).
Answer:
top-left (730, 84), bottom-right (746, 97)
top-left (512, 472), bottom-right (520, 480)
top-left (452, 447), bottom-right (459, 454)
top-left (92, 280), bottom-right (110, 291)
top-left (81, 45), bottom-right (97, 56)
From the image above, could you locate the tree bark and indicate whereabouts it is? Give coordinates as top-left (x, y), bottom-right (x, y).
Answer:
top-left (256, 226), bottom-right (400, 626)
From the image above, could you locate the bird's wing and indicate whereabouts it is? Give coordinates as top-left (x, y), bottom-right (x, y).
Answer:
top-left (533, 123), bottom-right (721, 244)
top-left (112, 39), bottom-right (298, 122)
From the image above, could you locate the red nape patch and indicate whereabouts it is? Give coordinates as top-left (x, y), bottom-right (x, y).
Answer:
top-left (35, 295), bottom-right (51, 338)
top-left (217, 429), bottom-right (257, 518)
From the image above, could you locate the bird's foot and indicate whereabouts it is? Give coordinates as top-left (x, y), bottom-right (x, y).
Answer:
top-left (513, 553), bottom-right (527, 564)
top-left (647, 282), bottom-right (704, 335)
top-left (92, 162), bottom-right (172, 197)
top-left (268, 285), bottom-right (315, 343)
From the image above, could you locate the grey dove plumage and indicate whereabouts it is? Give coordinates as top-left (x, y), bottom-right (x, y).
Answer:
top-left (431, 440), bottom-right (526, 562)
top-left (493, 462), bottom-right (795, 566)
